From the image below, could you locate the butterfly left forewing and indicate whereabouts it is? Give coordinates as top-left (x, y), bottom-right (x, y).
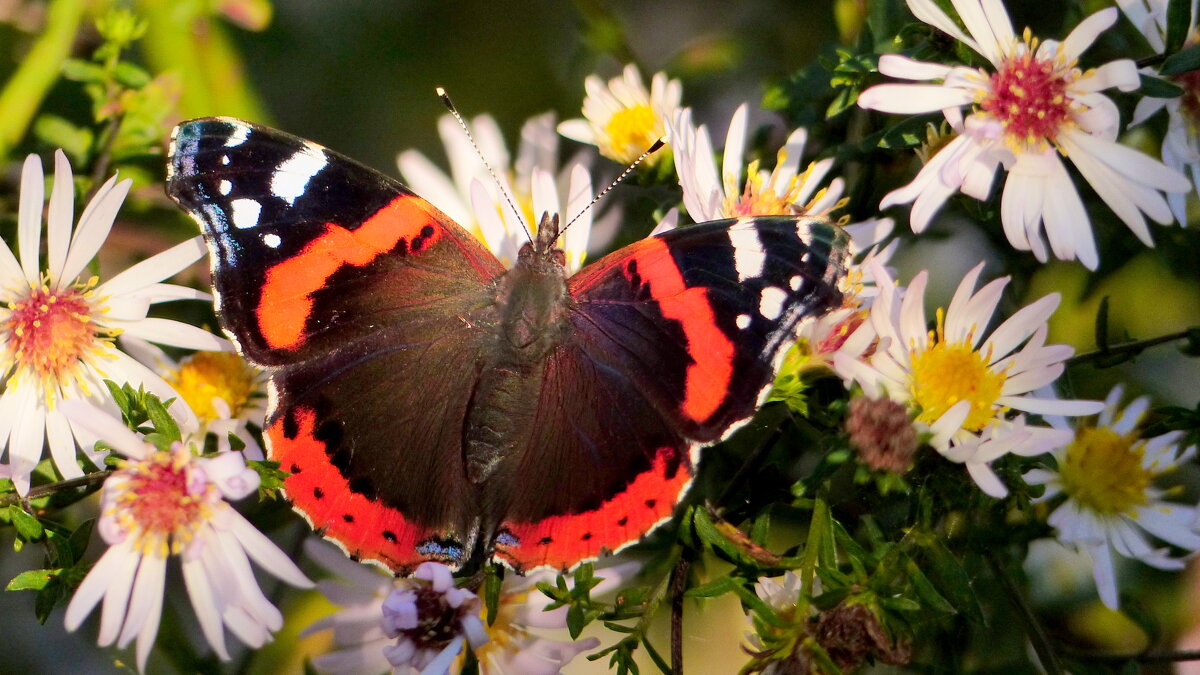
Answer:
top-left (168, 118), bottom-right (508, 572)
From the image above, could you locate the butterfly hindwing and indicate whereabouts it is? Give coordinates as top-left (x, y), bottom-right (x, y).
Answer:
top-left (168, 118), bottom-right (507, 571)
top-left (495, 217), bottom-right (847, 571)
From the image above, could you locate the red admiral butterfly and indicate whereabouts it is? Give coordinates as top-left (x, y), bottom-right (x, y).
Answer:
top-left (166, 117), bottom-right (848, 573)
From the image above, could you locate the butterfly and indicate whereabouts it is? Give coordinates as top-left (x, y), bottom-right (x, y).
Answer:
top-left (166, 117), bottom-right (849, 574)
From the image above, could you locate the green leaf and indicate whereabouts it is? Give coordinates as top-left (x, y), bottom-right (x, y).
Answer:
top-left (484, 564), bottom-right (502, 626)
top-left (1161, 43), bottom-right (1200, 75)
top-left (1139, 73), bottom-right (1184, 99)
top-left (33, 115), bottom-right (93, 165)
top-left (919, 535), bottom-right (984, 625)
top-left (144, 393), bottom-right (181, 445)
top-left (6, 568), bottom-right (60, 591)
top-left (8, 505), bottom-right (44, 541)
top-left (905, 559), bottom-right (957, 614)
top-left (1167, 0), bottom-right (1192, 54)
top-left (566, 602), bottom-right (586, 639)
top-left (34, 579), bottom-right (62, 624)
top-left (869, 115), bottom-right (936, 150)
top-left (61, 59), bottom-right (106, 83)
top-left (112, 61), bottom-right (151, 89)
top-left (878, 596), bottom-right (921, 611)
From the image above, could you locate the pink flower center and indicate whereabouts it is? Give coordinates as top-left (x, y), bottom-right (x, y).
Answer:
top-left (4, 284), bottom-right (100, 382)
top-left (109, 449), bottom-right (215, 555)
top-left (982, 52), bottom-right (1072, 144)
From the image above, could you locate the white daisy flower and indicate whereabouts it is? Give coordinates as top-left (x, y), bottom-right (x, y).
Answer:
top-left (558, 63), bottom-right (682, 167)
top-left (121, 336), bottom-right (267, 460)
top-left (1024, 385), bottom-right (1200, 609)
top-left (857, 0), bottom-right (1191, 270)
top-left (61, 402), bottom-right (312, 672)
top-left (0, 151), bottom-right (229, 495)
top-left (304, 540), bottom-right (627, 675)
top-left (1120, 0), bottom-right (1200, 223)
top-left (839, 260), bottom-right (1102, 494)
top-left (670, 104), bottom-right (893, 231)
top-left (399, 112), bottom-right (616, 272)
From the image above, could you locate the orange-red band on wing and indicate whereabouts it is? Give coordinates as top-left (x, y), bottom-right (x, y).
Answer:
top-left (631, 238), bottom-right (734, 423)
top-left (494, 446), bottom-right (692, 571)
top-left (268, 406), bottom-right (431, 572)
top-left (257, 194), bottom-right (441, 350)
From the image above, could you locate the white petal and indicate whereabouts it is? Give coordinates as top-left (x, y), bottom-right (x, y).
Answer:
top-left (529, 167), bottom-right (559, 223)
top-left (111, 317), bottom-right (230, 351)
top-left (967, 460), bottom-right (1008, 498)
top-left (1074, 60), bottom-right (1140, 93)
top-left (906, 0), bottom-right (984, 56)
top-left (857, 84), bottom-right (974, 113)
top-left (556, 119), bottom-right (596, 144)
top-left (98, 236), bottom-right (206, 298)
top-left (118, 552), bottom-right (166, 649)
top-left (97, 545), bottom-right (139, 646)
top-left (953, 0), bottom-right (1009, 64)
top-left (877, 54), bottom-right (952, 80)
top-left (1060, 8), bottom-right (1118, 62)
top-left (60, 175), bottom-right (131, 284)
top-left (983, 293), bottom-right (1059, 361)
top-left (943, 262), bottom-right (985, 343)
top-left (17, 154), bottom-right (44, 283)
top-left (396, 150), bottom-right (471, 227)
top-left (1089, 543), bottom-right (1120, 609)
top-left (64, 542), bottom-right (134, 632)
top-left (227, 511), bottom-right (313, 588)
top-left (722, 104), bottom-right (749, 200)
top-left (45, 407), bottom-right (83, 480)
top-left (46, 150), bottom-right (74, 284)
top-left (182, 557), bottom-right (230, 660)
top-left (60, 401), bottom-right (151, 459)
top-left (998, 396), bottom-right (1104, 416)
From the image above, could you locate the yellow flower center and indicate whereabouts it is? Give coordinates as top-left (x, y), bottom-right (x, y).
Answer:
top-left (979, 32), bottom-right (1077, 151)
top-left (601, 104), bottom-right (659, 165)
top-left (909, 339), bottom-right (1006, 432)
top-left (722, 158), bottom-right (840, 219)
top-left (1058, 427), bottom-right (1151, 515)
top-left (2, 278), bottom-right (112, 398)
top-left (165, 351), bottom-right (258, 424)
top-left (109, 447), bottom-right (216, 557)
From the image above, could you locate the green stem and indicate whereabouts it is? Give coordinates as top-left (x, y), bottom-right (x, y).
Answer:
top-left (0, 0), bottom-right (88, 158)
top-left (1067, 330), bottom-right (1191, 367)
top-left (986, 550), bottom-right (1062, 675)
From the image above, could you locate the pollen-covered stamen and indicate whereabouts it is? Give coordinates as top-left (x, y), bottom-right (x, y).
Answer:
top-left (981, 38), bottom-right (1075, 149)
top-left (166, 351), bottom-right (258, 424)
top-left (908, 311), bottom-right (1007, 432)
top-left (722, 157), bottom-right (837, 218)
top-left (1058, 427), bottom-right (1151, 514)
top-left (601, 104), bottom-right (658, 165)
top-left (106, 447), bottom-right (218, 557)
top-left (1174, 69), bottom-right (1200, 134)
top-left (3, 278), bottom-right (112, 390)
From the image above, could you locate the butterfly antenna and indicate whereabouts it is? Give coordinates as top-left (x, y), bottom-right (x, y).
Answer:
top-left (437, 87), bottom-right (533, 243)
top-left (559, 138), bottom-right (665, 240)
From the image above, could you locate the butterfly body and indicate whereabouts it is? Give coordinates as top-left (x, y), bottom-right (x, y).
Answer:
top-left (167, 117), bottom-right (849, 573)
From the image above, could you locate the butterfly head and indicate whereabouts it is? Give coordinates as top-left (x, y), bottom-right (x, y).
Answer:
top-left (518, 212), bottom-right (567, 270)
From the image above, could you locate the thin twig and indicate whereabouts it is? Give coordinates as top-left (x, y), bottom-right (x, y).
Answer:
top-left (986, 550), bottom-right (1063, 675)
top-left (669, 555), bottom-right (690, 675)
top-left (0, 470), bottom-right (112, 508)
top-left (1064, 648), bottom-right (1200, 663)
top-left (1067, 330), bottom-right (1190, 367)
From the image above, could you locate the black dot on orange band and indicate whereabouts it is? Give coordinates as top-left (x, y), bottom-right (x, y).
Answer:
top-left (342, 514), bottom-right (354, 523)
top-left (313, 487), bottom-right (325, 499)
top-left (382, 531), bottom-right (397, 543)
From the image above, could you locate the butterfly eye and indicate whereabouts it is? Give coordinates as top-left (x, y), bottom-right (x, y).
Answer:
top-left (551, 250), bottom-right (566, 267)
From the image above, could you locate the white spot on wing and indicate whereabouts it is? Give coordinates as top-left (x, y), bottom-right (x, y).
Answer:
top-left (790, 275), bottom-right (802, 291)
top-left (759, 286), bottom-right (787, 320)
top-left (221, 155), bottom-right (230, 165)
top-left (736, 314), bottom-right (751, 329)
top-left (230, 198), bottom-right (262, 230)
top-left (224, 125), bottom-right (250, 147)
top-left (729, 225), bottom-right (766, 281)
top-left (271, 143), bottom-right (327, 206)
top-left (218, 179), bottom-right (232, 196)
top-left (263, 233), bottom-right (282, 248)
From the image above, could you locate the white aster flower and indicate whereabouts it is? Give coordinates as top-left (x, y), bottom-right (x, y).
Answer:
top-left (399, 112), bottom-right (615, 272)
top-left (62, 403), bottom-right (312, 672)
top-left (305, 544), bottom-right (620, 675)
top-left (839, 260), bottom-right (1102, 495)
top-left (1120, 0), bottom-right (1200, 223)
top-left (121, 336), bottom-right (267, 460)
top-left (857, 0), bottom-right (1190, 269)
top-left (558, 63), bottom-right (682, 167)
top-left (1025, 385), bottom-right (1200, 609)
top-left (0, 151), bottom-right (229, 495)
